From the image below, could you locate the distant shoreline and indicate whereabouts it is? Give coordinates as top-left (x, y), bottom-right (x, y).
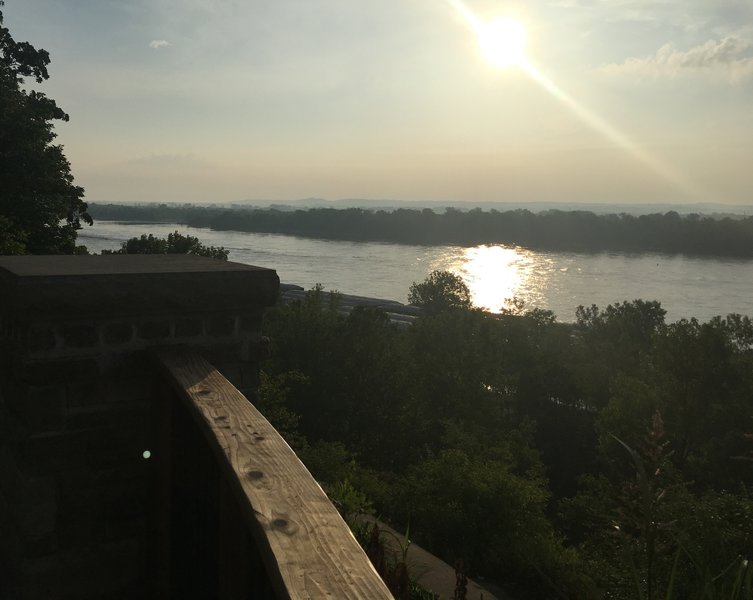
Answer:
top-left (88, 203), bottom-right (753, 258)
top-left (90, 198), bottom-right (753, 217)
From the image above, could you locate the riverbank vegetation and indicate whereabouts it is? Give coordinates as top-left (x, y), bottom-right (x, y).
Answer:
top-left (89, 203), bottom-right (753, 257)
top-left (259, 273), bottom-right (753, 599)
top-left (101, 230), bottom-right (229, 259)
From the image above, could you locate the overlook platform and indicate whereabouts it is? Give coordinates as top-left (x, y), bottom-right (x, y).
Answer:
top-left (0, 255), bottom-right (391, 599)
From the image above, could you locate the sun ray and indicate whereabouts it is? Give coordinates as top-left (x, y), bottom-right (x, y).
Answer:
top-left (442, 0), bottom-right (706, 200)
top-left (520, 63), bottom-right (702, 198)
top-left (444, 0), bottom-right (482, 29)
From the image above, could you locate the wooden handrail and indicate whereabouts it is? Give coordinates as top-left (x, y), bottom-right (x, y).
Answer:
top-left (152, 347), bottom-right (393, 599)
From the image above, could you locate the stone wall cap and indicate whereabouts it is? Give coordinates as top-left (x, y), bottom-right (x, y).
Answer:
top-left (0, 254), bottom-right (271, 277)
top-left (0, 255), bottom-right (279, 320)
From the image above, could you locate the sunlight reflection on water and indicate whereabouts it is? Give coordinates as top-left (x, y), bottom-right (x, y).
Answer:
top-left (79, 222), bottom-right (753, 322)
top-left (429, 244), bottom-right (556, 313)
top-left (455, 246), bottom-right (525, 312)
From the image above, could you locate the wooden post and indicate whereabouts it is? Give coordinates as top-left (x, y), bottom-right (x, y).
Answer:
top-left (218, 477), bottom-right (277, 599)
top-left (169, 394), bottom-right (221, 597)
top-left (148, 379), bottom-right (172, 599)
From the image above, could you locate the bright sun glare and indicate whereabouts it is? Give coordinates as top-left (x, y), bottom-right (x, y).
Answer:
top-left (476, 17), bottom-right (527, 68)
top-left (444, 0), bottom-right (701, 197)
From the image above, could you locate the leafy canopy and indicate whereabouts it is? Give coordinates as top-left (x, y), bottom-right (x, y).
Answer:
top-left (0, 1), bottom-right (90, 254)
top-left (408, 270), bottom-right (472, 313)
top-left (102, 231), bottom-right (229, 260)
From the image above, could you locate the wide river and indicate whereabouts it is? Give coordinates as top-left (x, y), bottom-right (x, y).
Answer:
top-left (79, 221), bottom-right (753, 323)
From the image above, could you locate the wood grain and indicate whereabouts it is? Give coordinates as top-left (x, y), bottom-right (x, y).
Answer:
top-left (153, 348), bottom-right (394, 600)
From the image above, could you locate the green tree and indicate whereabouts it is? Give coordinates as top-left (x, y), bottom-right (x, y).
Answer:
top-left (407, 270), bottom-right (472, 313)
top-left (390, 445), bottom-right (592, 598)
top-left (0, 2), bottom-right (90, 254)
top-left (564, 412), bottom-right (753, 600)
top-left (103, 231), bottom-right (229, 260)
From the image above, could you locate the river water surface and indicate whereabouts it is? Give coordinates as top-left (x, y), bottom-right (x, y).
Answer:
top-left (78, 221), bottom-right (753, 323)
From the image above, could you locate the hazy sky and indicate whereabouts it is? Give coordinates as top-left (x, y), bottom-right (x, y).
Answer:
top-left (6, 0), bottom-right (753, 205)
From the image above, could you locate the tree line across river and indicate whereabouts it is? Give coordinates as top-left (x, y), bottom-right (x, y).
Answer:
top-left (89, 203), bottom-right (753, 257)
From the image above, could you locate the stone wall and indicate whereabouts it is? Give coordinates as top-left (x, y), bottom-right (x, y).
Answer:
top-left (0, 255), bottom-right (278, 599)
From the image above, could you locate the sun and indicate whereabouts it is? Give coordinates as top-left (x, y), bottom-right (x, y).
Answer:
top-left (476, 17), bottom-right (528, 68)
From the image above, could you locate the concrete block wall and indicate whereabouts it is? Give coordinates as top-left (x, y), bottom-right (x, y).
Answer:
top-left (0, 255), bottom-right (278, 599)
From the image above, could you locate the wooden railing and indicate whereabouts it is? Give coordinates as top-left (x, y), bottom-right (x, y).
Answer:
top-left (150, 348), bottom-right (393, 599)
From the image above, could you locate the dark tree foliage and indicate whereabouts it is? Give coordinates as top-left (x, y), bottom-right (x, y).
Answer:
top-left (90, 203), bottom-right (753, 257)
top-left (0, 2), bottom-right (90, 254)
top-left (102, 231), bottom-right (229, 260)
top-left (407, 270), bottom-right (472, 313)
top-left (261, 276), bottom-right (753, 598)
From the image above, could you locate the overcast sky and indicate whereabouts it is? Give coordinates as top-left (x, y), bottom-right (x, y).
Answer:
top-left (6, 0), bottom-right (753, 205)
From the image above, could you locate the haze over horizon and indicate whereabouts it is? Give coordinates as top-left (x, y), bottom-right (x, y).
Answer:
top-left (7, 0), bottom-right (753, 206)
